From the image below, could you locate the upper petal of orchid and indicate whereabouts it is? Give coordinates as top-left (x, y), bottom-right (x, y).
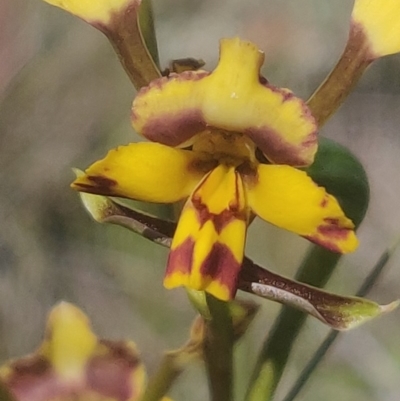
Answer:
top-left (245, 164), bottom-right (358, 253)
top-left (0, 302), bottom-right (146, 401)
top-left (164, 165), bottom-right (248, 301)
top-left (43, 0), bottom-right (138, 25)
top-left (132, 37), bottom-right (318, 167)
top-left (352, 0), bottom-right (400, 59)
top-left (71, 142), bottom-right (215, 203)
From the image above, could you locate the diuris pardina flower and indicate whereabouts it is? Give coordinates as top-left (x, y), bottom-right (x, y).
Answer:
top-left (72, 38), bottom-right (358, 301)
top-left (0, 302), bottom-right (158, 401)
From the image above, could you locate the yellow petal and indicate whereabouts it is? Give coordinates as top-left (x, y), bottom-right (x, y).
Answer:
top-left (245, 164), bottom-right (358, 253)
top-left (164, 165), bottom-right (248, 300)
top-left (352, 0), bottom-right (400, 58)
top-left (40, 302), bottom-right (97, 380)
top-left (72, 142), bottom-right (214, 203)
top-left (43, 0), bottom-right (136, 25)
top-left (132, 37), bottom-right (317, 166)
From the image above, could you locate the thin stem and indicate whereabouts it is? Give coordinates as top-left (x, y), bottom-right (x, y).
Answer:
top-left (101, 2), bottom-right (161, 90)
top-left (282, 243), bottom-right (396, 401)
top-left (203, 294), bottom-right (234, 401)
top-left (140, 351), bottom-right (185, 401)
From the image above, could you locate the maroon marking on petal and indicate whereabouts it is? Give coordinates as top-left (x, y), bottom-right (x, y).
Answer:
top-left (4, 356), bottom-right (62, 401)
top-left (132, 71), bottom-right (210, 145)
top-left (244, 82), bottom-right (318, 166)
top-left (87, 340), bottom-right (140, 401)
top-left (318, 218), bottom-right (351, 240)
top-left (348, 21), bottom-right (377, 63)
top-left (188, 158), bottom-right (219, 176)
top-left (190, 173), bottom-right (247, 234)
top-left (320, 196), bottom-right (329, 208)
top-left (191, 192), bottom-right (246, 234)
top-left (166, 238), bottom-right (195, 277)
top-left (9, 356), bottom-right (50, 378)
top-left (87, 175), bottom-right (117, 187)
top-left (304, 235), bottom-right (342, 253)
top-left (141, 109), bottom-right (206, 146)
top-left (193, 200), bottom-right (247, 234)
top-left (245, 127), bottom-right (317, 166)
top-left (73, 175), bottom-right (118, 196)
top-left (261, 82), bottom-right (296, 103)
top-left (304, 218), bottom-right (352, 253)
top-left (301, 131), bottom-right (318, 148)
top-left (200, 243), bottom-right (242, 299)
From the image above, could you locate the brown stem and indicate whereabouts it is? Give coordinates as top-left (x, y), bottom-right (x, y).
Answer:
top-left (98, 1), bottom-right (161, 90)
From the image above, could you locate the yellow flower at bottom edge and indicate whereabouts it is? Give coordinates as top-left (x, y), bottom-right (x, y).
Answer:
top-left (0, 302), bottom-right (172, 401)
top-left (352, 0), bottom-right (400, 58)
top-left (72, 38), bottom-right (358, 302)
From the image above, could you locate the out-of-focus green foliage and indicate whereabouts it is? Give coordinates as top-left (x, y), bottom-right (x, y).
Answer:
top-left (307, 137), bottom-right (369, 228)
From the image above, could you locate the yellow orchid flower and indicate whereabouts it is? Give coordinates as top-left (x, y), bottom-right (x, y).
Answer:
top-left (0, 302), bottom-right (173, 401)
top-left (72, 38), bottom-right (358, 301)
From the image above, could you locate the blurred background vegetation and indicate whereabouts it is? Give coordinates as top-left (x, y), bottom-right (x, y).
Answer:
top-left (0, 1), bottom-right (399, 400)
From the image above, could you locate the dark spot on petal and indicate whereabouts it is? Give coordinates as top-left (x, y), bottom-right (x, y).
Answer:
top-left (88, 175), bottom-right (117, 188)
top-left (73, 176), bottom-right (118, 196)
top-left (98, 340), bottom-right (141, 368)
top-left (318, 218), bottom-right (351, 240)
top-left (166, 238), bottom-right (195, 277)
top-left (4, 356), bottom-right (59, 401)
top-left (304, 218), bottom-right (352, 253)
top-left (142, 109), bottom-right (206, 147)
top-left (188, 158), bottom-right (218, 175)
top-left (320, 196), bottom-right (328, 208)
top-left (191, 197), bottom-right (246, 235)
top-left (200, 243), bottom-right (242, 299)
top-left (87, 340), bottom-right (141, 401)
top-left (190, 172), bottom-right (247, 234)
top-left (245, 127), bottom-right (317, 166)
top-left (9, 356), bottom-right (50, 378)
top-left (304, 235), bottom-right (341, 253)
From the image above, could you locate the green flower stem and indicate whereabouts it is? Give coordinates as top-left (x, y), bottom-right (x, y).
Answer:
top-left (307, 26), bottom-right (371, 127)
top-left (282, 243), bottom-right (397, 401)
top-left (245, 247), bottom-right (340, 401)
top-left (204, 294), bottom-right (234, 401)
top-left (140, 351), bottom-right (187, 401)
